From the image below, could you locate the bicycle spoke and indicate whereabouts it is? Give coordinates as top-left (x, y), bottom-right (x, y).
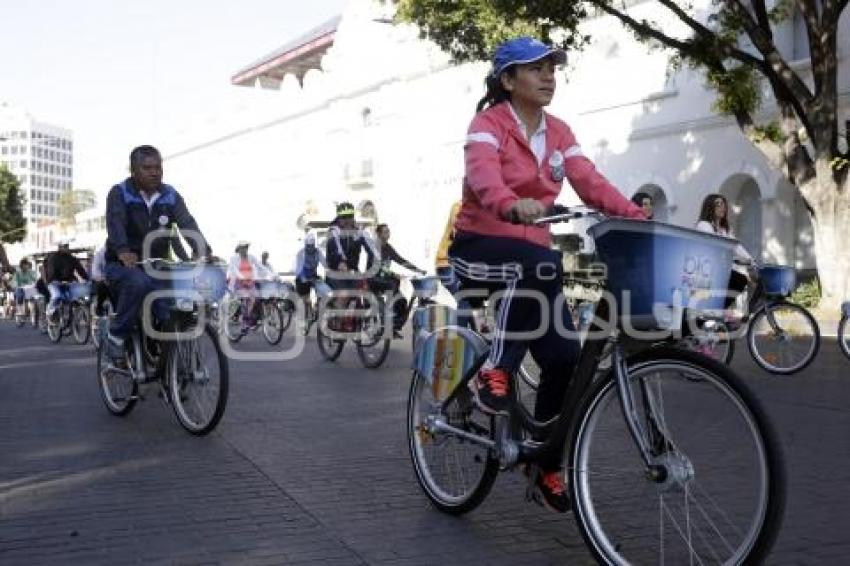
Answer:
top-left (573, 356), bottom-right (775, 564)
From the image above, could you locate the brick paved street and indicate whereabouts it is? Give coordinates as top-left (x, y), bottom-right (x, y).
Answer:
top-left (1, 320), bottom-right (848, 565)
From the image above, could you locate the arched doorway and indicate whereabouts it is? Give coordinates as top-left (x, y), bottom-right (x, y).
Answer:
top-left (719, 175), bottom-right (762, 260)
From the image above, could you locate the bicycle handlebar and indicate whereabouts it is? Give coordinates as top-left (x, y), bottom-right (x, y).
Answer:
top-left (507, 204), bottom-right (605, 226)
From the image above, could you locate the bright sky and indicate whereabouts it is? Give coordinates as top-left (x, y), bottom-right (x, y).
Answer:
top-left (0, 0), bottom-right (348, 198)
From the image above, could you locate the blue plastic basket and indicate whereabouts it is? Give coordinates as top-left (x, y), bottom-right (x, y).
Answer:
top-left (759, 265), bottom-right (795, 297)
top-left (588, 219), bottom-right (736, 329)
top-left (257, 280), bottom-right (282, 299)
top-left (167, 264), bottom-right (227, 302)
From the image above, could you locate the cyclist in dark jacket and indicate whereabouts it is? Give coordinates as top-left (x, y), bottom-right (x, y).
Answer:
top-left (45, 241), bottom-right (89, 317)
top-left (324, 202), bottom-right (377, 332)
top-left (324, 202), bottom-right (376, 289)
top-left (103, 145), bottom-right (211, 365)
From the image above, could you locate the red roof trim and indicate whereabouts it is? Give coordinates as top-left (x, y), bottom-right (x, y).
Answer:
top-left (231, 31), bottom-right (335, 85)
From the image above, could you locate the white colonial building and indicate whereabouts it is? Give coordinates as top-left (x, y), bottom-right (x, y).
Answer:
top-left (163, 0), bottom-right (849, 275)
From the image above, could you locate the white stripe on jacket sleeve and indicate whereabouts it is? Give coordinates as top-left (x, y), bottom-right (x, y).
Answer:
top-left (563, 145), bottom-right (585, 160)
top-left (466, 132), bottom-right (500, 149)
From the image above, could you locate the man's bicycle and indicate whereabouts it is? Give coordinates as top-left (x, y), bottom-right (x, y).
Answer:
top-left (317, 279), bottom-right (392, 369)
top-left (96, 260), bottom-right (229, 435)
top-left (47, 282), bottom-right (91, 345)
top-left (407, 208), bottom-right (784, 564)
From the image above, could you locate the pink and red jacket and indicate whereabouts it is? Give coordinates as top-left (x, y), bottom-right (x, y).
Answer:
top-left (454, 102), bottom-right (645, 248)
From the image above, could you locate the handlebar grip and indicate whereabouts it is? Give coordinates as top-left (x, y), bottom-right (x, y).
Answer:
top-left (508, 204), bottom-right (572, 225)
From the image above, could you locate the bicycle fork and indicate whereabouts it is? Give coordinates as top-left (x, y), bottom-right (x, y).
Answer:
top-left (613, 343), bottom-right (667, 471)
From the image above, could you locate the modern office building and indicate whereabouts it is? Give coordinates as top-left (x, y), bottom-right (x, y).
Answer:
top-left (0, 102), bottom-right (74, 225)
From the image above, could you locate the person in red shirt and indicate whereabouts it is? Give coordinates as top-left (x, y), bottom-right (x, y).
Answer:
top-left (450, 36), bottom-right (646, 513)
top-left (226, 241), bottom-right (264, 333)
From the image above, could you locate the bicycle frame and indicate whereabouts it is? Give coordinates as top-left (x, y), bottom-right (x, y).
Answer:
top-left (427, 299), bottom-right (667, 471)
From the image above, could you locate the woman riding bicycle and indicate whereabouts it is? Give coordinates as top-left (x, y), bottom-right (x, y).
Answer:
top-left (450, 36), bottom-right (646, 512)
top-left (11, 258), bottom-right (37, 322)
top-left (695, 193), bottom-right (755, 312)
top-left (226, 241), bottom-right (264, 334)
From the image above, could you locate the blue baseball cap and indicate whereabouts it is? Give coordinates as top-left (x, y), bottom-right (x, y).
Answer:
top-left (491, 36), bottom-right (567, 77)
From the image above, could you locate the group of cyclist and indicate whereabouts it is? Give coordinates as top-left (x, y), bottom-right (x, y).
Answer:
top-left (0, 241), bottom-right (90, 326)
top-left (291, 201), bottom-right (427, 338)
top-left (1, 35), bottom-right (763, 519)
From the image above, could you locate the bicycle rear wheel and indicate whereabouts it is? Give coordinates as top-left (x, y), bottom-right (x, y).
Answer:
top-left (747, 302), bottom-right (819, 374)
top-left (407, 368), bottom-right (498, 515)
top-left (168, 325), bottom-right (229, 435)
top-left (569, 347), bottom-right (784, 565)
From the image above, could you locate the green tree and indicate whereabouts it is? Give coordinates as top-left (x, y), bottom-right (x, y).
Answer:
top-left (57, 189), bottom-right (98, 227)
top-left (0, 165), bottom-right (26, 245)
top-left (397, 0), bottom-right (850, 310)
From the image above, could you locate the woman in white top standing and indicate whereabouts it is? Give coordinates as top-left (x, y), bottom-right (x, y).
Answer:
top-left (695, 193), bottom-right (755, 309)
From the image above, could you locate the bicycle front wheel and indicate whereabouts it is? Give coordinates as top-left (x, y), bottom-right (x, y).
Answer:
top-left (96, 335), bottom-right (137, 416)
top-left (168, 325), bottom-right (229, 435)
top-left (317, 321), bottom-right (344, 361)
top-left (278, 299), bottom-right (294, 332)
top-left (72, 305), bottom-right (91, 344)
top-left (839, 315), bottom-right (850, 360)
top-left (747, 302), bottom-right (819, 374)
top-left (355, 310), bottom-right (391, 369)
top-left (222, 298), bottom-right (243, 343)
top-left (570, 347), bottom-right (784, 565)
top-left (47, 312), bottom-right (62, 343)
top-left (261, 302), bottom-right (285, 345)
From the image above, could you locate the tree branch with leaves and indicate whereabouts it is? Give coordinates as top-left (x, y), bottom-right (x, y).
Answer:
top-left (396, 0), bottom-right (849, 308)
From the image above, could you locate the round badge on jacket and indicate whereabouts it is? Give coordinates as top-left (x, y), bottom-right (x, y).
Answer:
top-left (549, 151), bottom-right (565, 182)
top-left (158, 215), bottom-right (169, 227)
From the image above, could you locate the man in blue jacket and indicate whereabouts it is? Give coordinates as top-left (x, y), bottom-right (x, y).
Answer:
top-left (103, 145), bottom-right (211, 365)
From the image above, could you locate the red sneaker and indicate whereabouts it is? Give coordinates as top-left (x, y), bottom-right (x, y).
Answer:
top-left (470, 367), bottom-right (511, 414)
top-left (536, 470), bottom-right (571, 513)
